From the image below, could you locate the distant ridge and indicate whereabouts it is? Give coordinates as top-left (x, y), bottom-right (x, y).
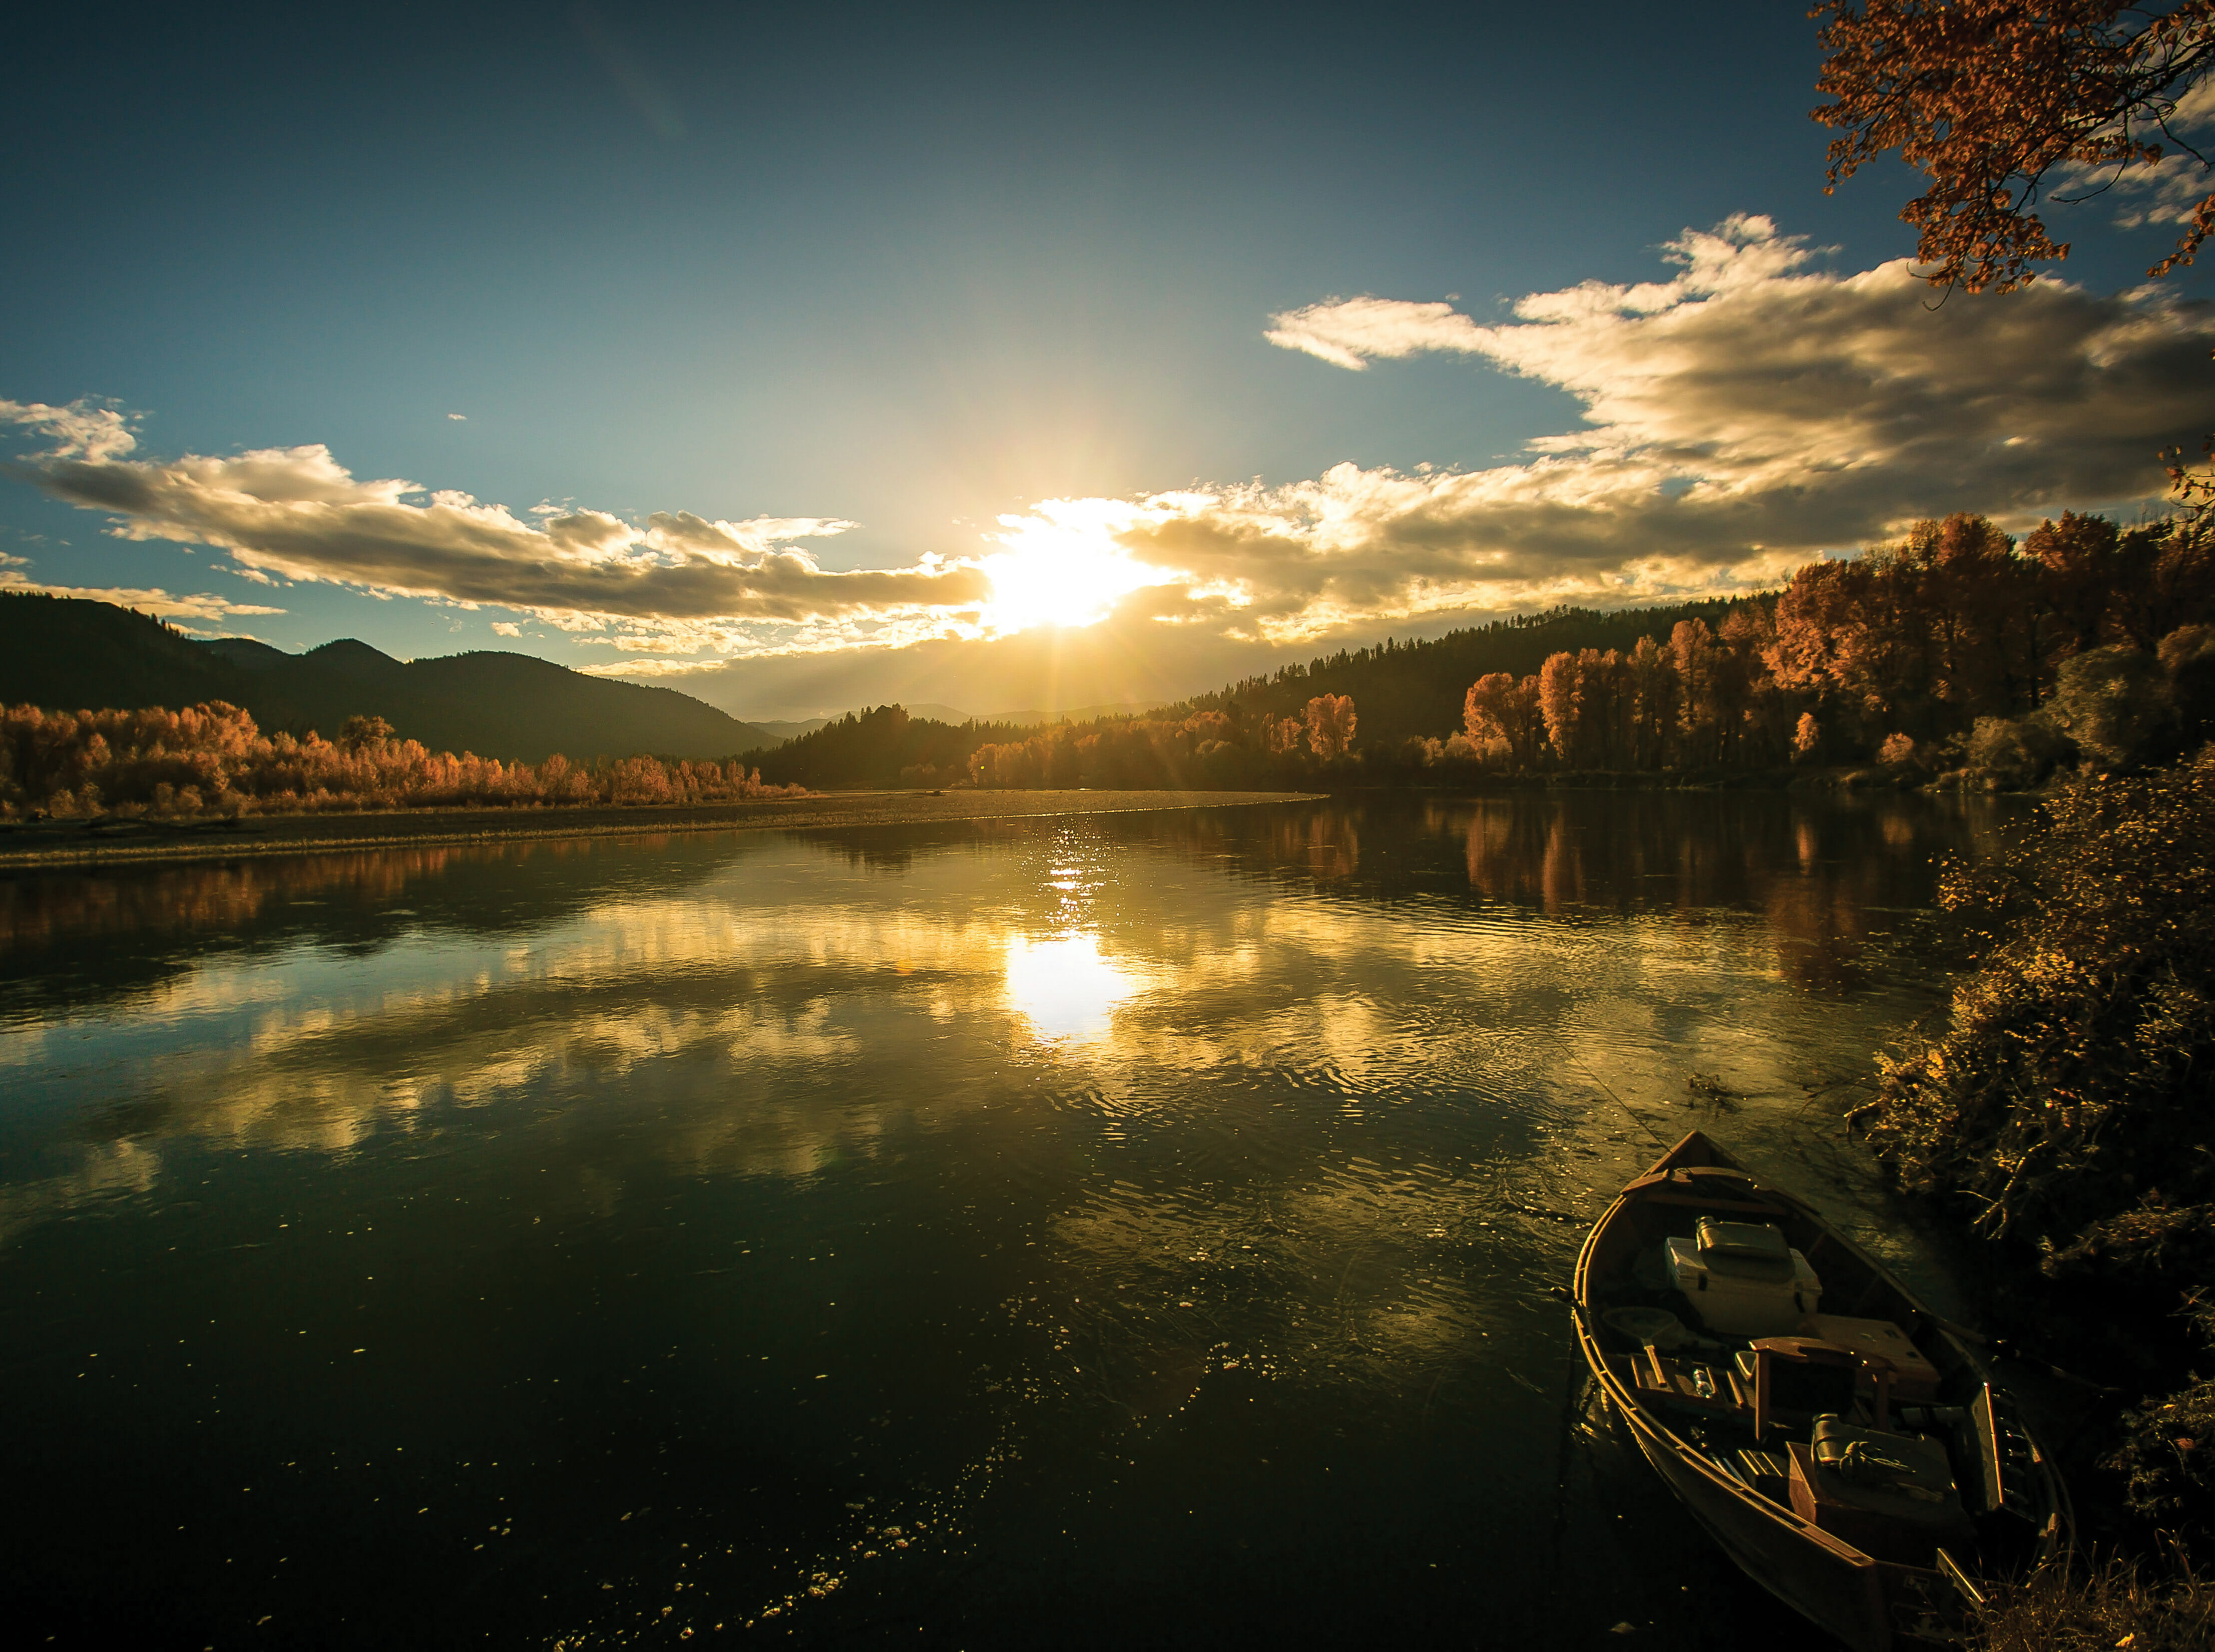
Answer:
top-left (745, 718), bottom-right (833, 743)
top-left (0, 593), bottom-right (775, 762)
top-left (753, 699), bottom-right (1170, 731)
top-left (983, 699), bottom-right (1171, 727)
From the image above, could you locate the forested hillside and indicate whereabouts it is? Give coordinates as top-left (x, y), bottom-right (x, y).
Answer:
top-left (0, 593), bottom-right (771, 761)
top-left (1185, 599), bottom-right (1745, 747)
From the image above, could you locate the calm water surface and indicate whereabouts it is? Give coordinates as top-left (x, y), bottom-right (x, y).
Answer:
top-left (0, 794), bottom-right (2001, 1649)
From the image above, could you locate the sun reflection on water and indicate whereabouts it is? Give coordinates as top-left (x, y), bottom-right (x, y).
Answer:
top-left (1001, 931), bottom-right (1145, 1044)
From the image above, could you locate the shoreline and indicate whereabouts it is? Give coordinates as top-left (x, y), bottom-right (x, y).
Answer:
top-left (0, 789), bottom-right (1323, 871)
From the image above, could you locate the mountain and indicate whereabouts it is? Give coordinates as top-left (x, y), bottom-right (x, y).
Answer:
top-left (982, 699), bottom-right (1171, 726)
top-left (745, 718), bottom-right (833, 743)
top-left (743, 699), bottom-right (1168, 735)
top-left (0, 593), bottom-right (774, 762)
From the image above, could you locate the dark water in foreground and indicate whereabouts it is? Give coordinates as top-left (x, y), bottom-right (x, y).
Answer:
top-left (0, 793), bottom-right (2002, 1649)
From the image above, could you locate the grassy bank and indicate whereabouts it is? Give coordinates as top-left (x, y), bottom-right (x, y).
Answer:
top-left (0, 788), bottom-right (1323, 870)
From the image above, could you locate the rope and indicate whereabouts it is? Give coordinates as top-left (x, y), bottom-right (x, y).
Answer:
top-left (1542, 1024), bottom-right (1670, 1152)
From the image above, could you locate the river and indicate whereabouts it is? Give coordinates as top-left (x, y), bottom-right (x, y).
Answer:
top-left (0, 792), bottom-right (2004, 1648)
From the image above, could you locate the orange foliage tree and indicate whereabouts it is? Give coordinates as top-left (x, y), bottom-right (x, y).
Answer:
top-left (1476, 509), bottom-right (2211, 772)
top-left (1764, 511), bottom-right (2210, 750)
top-left (0, 701), bottom-right (804, 819)
top-left (1814, 1), bottom-right (2215, 291)
top-left (1303, 693), bottom-right (1358, 759)
top-left (1463, 673), bottom-right (1546, 770)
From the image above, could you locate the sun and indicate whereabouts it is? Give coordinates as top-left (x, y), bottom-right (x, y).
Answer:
top-left (977, 499), bottom-right (1174, 633)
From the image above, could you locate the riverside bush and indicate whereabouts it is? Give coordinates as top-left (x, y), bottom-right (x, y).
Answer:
top-left (1852, 746), bottom-right (2215, 1542)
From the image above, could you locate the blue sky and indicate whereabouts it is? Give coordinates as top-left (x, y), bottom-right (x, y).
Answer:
top-left (5, 2), bottom-right (2211, 719)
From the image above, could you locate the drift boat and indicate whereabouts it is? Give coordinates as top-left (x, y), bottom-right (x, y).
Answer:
top-left (1568, 1131), bottom-right (2069, 1651)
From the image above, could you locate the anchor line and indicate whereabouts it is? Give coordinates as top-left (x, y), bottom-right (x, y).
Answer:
top-left (1542, 1024), bottom-right (1669, 1151)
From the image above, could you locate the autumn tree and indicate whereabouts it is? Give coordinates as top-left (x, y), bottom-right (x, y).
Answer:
top-left (1814, 2), bottom-right (2215, 292)
top-left (1672, 619), bottom-right (1733, 765)
top-left (1626, 636), bottom-right (1678, 769)
top-left (1582, 647), bottom-right (1633, 766)
top-left (338, 714), bottom-right (395, 753)
top-left (1536, 652), bottom-right (1585, 765)
top-left (1463, 673), bottom-right (1546, 770)
top-left (1303, 693), bottom-right (1358, 759)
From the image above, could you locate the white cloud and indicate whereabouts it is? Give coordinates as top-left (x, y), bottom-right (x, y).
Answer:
top-left (577, 657), bottom-right (729, 678)
top-left (1, 396), bottom-right (139, 462)
top-left (448, 412), bottom-right (467, 421)
top-left (1176, 214), bottom-right (2215, 636)
top-left (1263, 296), bottom-right (1490, 369)
top-left (490, 620), bottom-right (521, 636)
top-left (0, 570), bottom-right (285, 622)
top-left (1, 406), bottom-right (992, 650)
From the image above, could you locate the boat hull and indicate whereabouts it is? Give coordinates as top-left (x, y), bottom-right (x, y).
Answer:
top-left (1611, 1385), bottom-right (1893, 1651)
top-left (1570, 1130), bottom-right (2068, 1652)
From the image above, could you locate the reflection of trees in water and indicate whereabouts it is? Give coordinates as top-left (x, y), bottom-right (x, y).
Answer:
top-left (1268, 808), bottom-right (1358, 881)
top-left (1126, 791), bottom-right (2005, 994)
top-left (1, 846), bottom-right (472, 950)
top-left (1448, 793), bottom-right (1996, 990)
top-left (793, 831), bottom-right (918, 874)
top-left (0, 833), bottom-right (724, 1021)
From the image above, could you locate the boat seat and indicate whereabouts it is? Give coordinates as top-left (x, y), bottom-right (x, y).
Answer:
top-left (1730, 1336), bottom-right (1903, 1435)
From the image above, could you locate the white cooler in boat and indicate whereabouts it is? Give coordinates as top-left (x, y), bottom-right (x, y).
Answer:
top-left (1664, 1218), bottom-right (1821, 1337)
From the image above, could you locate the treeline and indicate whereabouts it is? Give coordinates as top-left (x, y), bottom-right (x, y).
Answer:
top-left (1456, 512), bottom-right (2215, 781)
top-left (0, 703), bottom-right (804, 819)
top-left (741, 704), bottom-right (1025, 790)
top-left (740, 697), bottom-right (1365, 791)
top-left (964, 693), bottom-right (1357, 790)
top-left (1185, 598), bottom-right (1747, 747)
top-left (741, 511), bottom-right (2215, 791)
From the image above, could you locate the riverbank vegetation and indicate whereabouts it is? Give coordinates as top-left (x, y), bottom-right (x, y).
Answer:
top-left (1850, 747), bottom-right (2215, 1575)
top-left (0, 702), bottom-right (804, 819)
top-left (1968, 1541), bottom-right (2212, 1652)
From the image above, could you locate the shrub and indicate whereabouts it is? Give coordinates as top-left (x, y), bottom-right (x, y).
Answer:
top-left (2049, 647), bottom-right (2179, 772)
top-left (1965, 712), bottom-right (2068, 788)
top-left (1852, 748), bottom-right (2215, 1540)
